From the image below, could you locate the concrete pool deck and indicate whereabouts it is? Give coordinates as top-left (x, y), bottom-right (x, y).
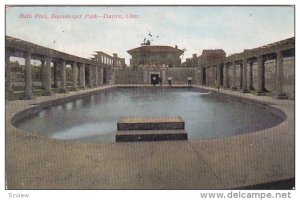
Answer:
top-left (5, 85), bottom-right (294, 189)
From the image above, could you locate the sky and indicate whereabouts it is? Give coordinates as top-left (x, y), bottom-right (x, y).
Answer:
top-left (5, 6), bottom-right (294, 65)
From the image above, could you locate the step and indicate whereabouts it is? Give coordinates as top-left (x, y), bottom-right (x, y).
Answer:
top-left (117, 116), bottom-right (185, 131)
top-left (116, 129), bottom-right (188, 142)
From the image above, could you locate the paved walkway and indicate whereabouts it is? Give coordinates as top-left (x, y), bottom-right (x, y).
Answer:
top-left (5, 85), bottom-right (294, 189)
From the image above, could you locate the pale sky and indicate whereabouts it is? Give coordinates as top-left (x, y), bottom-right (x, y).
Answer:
top-left (6, 6), bottom-right (294, 64)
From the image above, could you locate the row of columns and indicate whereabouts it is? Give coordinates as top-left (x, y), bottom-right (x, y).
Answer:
top-left (200, 50), bottom-right (286, 98)
top-left (95, 54), bottom-right (114, 65)
top-left (5, 51), bottom-right (105, 99)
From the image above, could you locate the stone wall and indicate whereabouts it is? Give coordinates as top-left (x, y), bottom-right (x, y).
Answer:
top-left (115, 69), bottom-right (144, 84)
top-left (114, 68), bottom-right (198, 85)
top-left (166, 68), bottom-right (197, 84)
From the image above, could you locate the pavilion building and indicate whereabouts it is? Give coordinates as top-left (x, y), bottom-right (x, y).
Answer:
top-left (127, 45), bottom-right (184, 68)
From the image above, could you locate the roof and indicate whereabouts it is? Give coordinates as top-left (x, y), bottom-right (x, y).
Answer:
top-left (5, 35), bottom-right (97, 65)
top-left (127, 45), bottom-right (184, 55)
top-left (227, 37), bottom-right (295, 60)
top-left (94, 51), bottom-right (113, 58)
top-left (243, 37), bottom-right (295, 55)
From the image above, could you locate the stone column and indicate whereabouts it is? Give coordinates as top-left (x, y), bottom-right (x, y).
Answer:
top-left (95, 66), bottom-right (99, 87)
top-left (231, 61), bottom-right (237, 90)
top-left (199, 66), bottom-right (203, 85)
top-left (211, 66), bottom-right (215, 87)
top-left (161, 69), bottom-right (166, 84)
top-left (43, 57), bottom-right (52, 95)
top-left (256, 55), bottom-right (265, 95)
top-left (40, 60), bottom-right (46, 89)
top-left (5, 53), bottom-right (12, 93)
top-left (210, 67), bottom-right (213, 86)
top-left (248, 62), bottom-right (253, 90)
top-left (71, 62), bottom-right (78, 90)
top-left (88, 65), bottom-right (93, 87)
top-left (113, 53), bottom-right (118, 68)
top-left (215, 65), bottom-right (219, 87)
top-left (273, 50), bottom-right (287, 99)
top-left (211, 67), bottom-right (214, 86)
top-left (242, 58), bottom-right (249, 92)
top-left (53, 62), bottom-right (58, 88)
top-left (207, 66), bottom-right (210, 86)
top-left (239, 64), bottom-right (243, 89)
top-left (59, 59), bottom-right (67, 93)
top-left (217, 63), bottom-right (222, 88)
top-left (205, 66), bottom-right (208, 86)
top-left (99, 67), bottom-right (103, 86)
top-left (103, 67), bottom-right (107, 84)
top-left (223, 63), bottom-right (229, 88)
top-left (24, 52), bottom-right (33, 99)
top-left (212, 66), bottom-right (215, 87)
top-left (108, 68), bottom-right (115, 85)
top-left (79, 63), bottom-right (86, 89)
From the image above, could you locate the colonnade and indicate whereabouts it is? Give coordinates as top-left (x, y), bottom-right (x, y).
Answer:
top-left (93, 51), bottom-right (126, 68)
top-left (199, 50), bottom-right (289, 98)
top-left (5, 50), bottom-right (105, 99)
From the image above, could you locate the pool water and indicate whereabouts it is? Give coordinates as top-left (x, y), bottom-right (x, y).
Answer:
top-left (14, 87), bottom-right (283, 142)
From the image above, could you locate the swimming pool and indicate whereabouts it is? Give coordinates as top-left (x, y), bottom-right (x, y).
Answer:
top-left (13, 87), bottom-right (284, 142)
